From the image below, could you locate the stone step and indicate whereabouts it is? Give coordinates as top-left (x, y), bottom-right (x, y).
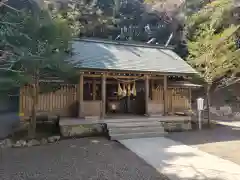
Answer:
top-left (107, 121), bottom-right (163, 128)
top-left (104, 116), bottom-right (191, 124)
top-left (110, 131), bottom-right (167, 140)
top-left (109, 126), bottom-right (165, 134)
top-left (103, 117), bottom-right (162, 124)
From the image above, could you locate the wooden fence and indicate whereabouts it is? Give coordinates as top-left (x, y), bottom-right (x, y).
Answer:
top-left (152, 87), bottom-right (191, 113)
top-left (19, 84), bottom-right (77, 120)
top-left (19, 84), bottom-right (191, 120)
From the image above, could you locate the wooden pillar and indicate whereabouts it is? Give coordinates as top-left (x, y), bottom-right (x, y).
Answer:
top-left (92, 79), bottom-right (96, 100)
top-left (150, 79), bottom-right (154, 100)
top-left (101, 74), bottom-right (106, 119)
top-left (163, 75), bottom-right (168, 115)
top-left (189, 88), bottom-right (192, 110)
top-left (170, 88), bottom-right (173, 114)
top-left (145, 75), bottom-right (149, 115)
top-left (79, 73), bottom-right (84, 118)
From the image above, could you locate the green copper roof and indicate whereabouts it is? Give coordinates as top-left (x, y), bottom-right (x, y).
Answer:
top-left (68, 39), bottom-right (197, 74)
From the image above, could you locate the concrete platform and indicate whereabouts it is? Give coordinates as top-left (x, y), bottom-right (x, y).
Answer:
top-left (59, 116), bottom-right (192, 139)
top-left (120, 137), bottom-right (240, 180)
top-left (59, 115), bottom-right (191, 125)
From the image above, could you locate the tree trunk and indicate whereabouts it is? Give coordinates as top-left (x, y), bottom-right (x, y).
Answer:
top-left (206, 84), bottom-right (211, 127)
top-left (28, 75), bottom-right (39, 139)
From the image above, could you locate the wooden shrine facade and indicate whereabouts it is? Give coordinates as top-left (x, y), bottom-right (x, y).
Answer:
top-left (77, 70), bottom-right (193, 119)
top-left (19, 39), bottom-right (200, 120)
top-left (19, 69), bottom-right (195, 120)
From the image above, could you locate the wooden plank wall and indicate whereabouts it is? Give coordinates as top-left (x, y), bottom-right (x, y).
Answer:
top-left (19, 84), bottom-right (77, 120)
top-left (82, 101), bottom-right (102, 117)
top-left (152, 87), bottom-right (190, 113)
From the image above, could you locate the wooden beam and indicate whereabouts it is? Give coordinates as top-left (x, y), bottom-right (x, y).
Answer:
top-left (79, 74), bottom-right (84, 118)
top-left (83, 74), bottom-right (146, 79)
top-left (80, 69), bottom-right (189, 77)
top-left (83, 76), bottom-right (163, 83)
top-left (145, 75), bottom-right (149, 115)
top-left (101, 74), bottom-right (106, 119)
top-left (90, 75), bottom-right (164, 79)
top-left (163, 75), bottom-right (168, 115)
top-left (82, 74), bottom-right (101, 78)
top-left (150, 76), bottom-right (164, 80)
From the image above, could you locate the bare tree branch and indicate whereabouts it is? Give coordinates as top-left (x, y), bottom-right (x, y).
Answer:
top-left (0, 1), bottom-right (20, 12)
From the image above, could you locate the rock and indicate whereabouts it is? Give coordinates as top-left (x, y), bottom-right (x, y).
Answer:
top-left (40, 138), bottom-right (48, 145)
top-left (48, 136), bottom-right (60, 143)
top-left (60, 123), bottom-right (107, 137)
top-left (233, 112), bottom-right (240, 120)
top-left (47, 137), bottom-right (54, 143)
top-left (220, 105), bottom-right (232, 116)
top-left (0, 138), bottom-right (13, 148)
top-left (13, 140), bottom-right (27, 148)
top-left (60, 125), bottom-right (90, 137)
top-left (27, 139), bottom-right (40, 147)
top-left (93, 124), bottom-right (103, 133)
top-left (184, 109), bottom-right (196, 116)
top-left (164, 121), bottom-right (192, 132)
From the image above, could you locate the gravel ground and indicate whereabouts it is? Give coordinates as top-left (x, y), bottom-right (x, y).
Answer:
top-left (167, 123), bottom-right (240, 165)
top-left (0, 137), bottom-right (168, 180)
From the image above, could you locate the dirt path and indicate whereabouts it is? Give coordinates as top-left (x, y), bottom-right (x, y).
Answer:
top-left (167, 123), bottom-right (240, 165)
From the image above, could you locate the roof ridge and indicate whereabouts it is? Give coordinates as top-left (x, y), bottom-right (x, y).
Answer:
top-left (74, 38), bottom-right (174, 50)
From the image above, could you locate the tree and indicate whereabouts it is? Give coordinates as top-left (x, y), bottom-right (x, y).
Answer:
top-left (46, 0), bottom-right (185, 44)
top-left (186, 0), bottom-right (240, 124)
top-left (185, 0), bottom-right (213, 16)
top-left (46, 0), bottom-right (117, 38)
top-left (0, 6), bottom-right (74, 138)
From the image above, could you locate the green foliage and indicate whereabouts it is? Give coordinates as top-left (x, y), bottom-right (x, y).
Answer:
top-left (47, 0), bottom-right (117, 37)
top-left (0, 9), bottom-right (74, 88)
top-left (0, 4), bottom-right (75, 137)
top-left (46, 0), bottom-right (184, 44)
top-left (185, 0), bottom-right (210, 16)
top-left (186, 0), bottom-right (240, 85)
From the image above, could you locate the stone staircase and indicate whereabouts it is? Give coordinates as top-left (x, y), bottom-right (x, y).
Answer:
top-left (105, 118), bottom-right (166, 140)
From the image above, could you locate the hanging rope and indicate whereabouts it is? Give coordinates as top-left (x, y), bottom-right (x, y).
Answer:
top-left (132, 81), bottom-right (137, 96)
top-left (112, 76), bottom-right (145, 83)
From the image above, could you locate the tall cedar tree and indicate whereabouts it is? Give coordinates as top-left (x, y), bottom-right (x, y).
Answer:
top-left (1, 8), bottom-right (74, 138)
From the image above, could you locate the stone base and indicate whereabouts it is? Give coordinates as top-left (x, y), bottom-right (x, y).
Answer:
top-left (84, 116), bottom-right (100, 120)
top-left (60, 123), bottom-right (106, 137)
top-left (163, 121), bottom-right (192, 132)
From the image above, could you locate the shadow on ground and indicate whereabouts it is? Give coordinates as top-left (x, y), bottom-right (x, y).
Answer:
top-left (167, 123), bottom-right (240, 146)
top-left (166, 121), bottom-right (240, 166)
